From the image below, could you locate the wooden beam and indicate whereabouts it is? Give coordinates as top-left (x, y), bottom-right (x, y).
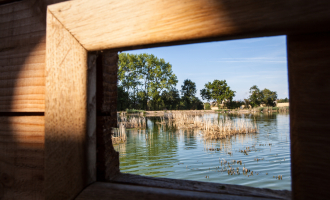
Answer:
top-left (48, 0), bottom-right (330, 51)
top-left (76, 182), bottom-right (287, 200)
top-left (112, 173), bottom-right (291, 199)
top-left (86, 52), bottom-right (97, 185)
top-left (45, 9), bottom-right (91, 200)
top-left (95, 51), bottom-right (119, 181)
top-left (288, 32), bottom-right (330, 200)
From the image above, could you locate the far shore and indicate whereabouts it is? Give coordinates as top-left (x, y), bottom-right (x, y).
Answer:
top-left (117, 106), bottom-right (289, 116)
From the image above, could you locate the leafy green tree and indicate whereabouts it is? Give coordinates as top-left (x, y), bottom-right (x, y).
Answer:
top-left (262, 88), bottom-right (277, 106)
top-left (117, 85), bottom-right (130, 111)
top-left (200, 80), bottom-right (236, 108)
top-left (248, 86), bottom-right (277, 107)
top-left (118, 53), bottom-right (178, 111)
top-left (180, 79), bottom-right (197, 109)
top-left (191, 97), bottom-right (204, 110)
top-left (204, 103), bottom-right (211, 110)
top-left (118, 53), bottom-right (141, 109)
top-left (161, 88), bottom-right (181, 110)
top-left (149, 57), bottom-right (178, 110)
top-left (248, 85), bottom-right (263, 108)
top-left (225, 100), bottom-right (244, 109)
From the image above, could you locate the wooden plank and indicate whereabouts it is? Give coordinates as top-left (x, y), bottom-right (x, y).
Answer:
top-left (0, 5), bottom-right (35, 24)
top-left (0, 0), bottom-right (26, 11)
top-left (0, 116), bottom-right (44, 200)
top-left (0, 42), bottom-right (45, 57)
top-left (75, 182), bottom-right (283, 200)
top-left (112, 173), bottom-right (291, 200)
top-left (49, 0), bottom-right (330, 51)
top-left (0, 30), bottom-right (45, 49)
top-left (0, 45), bottom-right (46, 111)
top-left (0, 17), bottom-right (43, 32)
top-left (287, 32), bottom-right (330, 200)
top-left (0, 0), bottom-right (47, 112)
top-left (45, 10), bottom-right (89, 200)
top-left (95, 51), bottom-right (119, 181)
top-left (0, 21), bottom-right (45, 39)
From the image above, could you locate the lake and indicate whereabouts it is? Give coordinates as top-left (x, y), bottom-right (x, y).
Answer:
top-left (114, 113), bottom-right (291, 191)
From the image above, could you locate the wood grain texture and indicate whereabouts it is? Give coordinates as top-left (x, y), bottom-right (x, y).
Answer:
top-left (0, 0), bottom-right (47, 112)
top-left (76, 182), bottom-right (285, 200)
top-left (0, 116), bottom-right (44, 200)
top-left (288, 32), bottom-right (330, 200)
top-left (45, 10), bottom-right (89, 200)
top-left (49, 0), bottom-right (330, 51)
top-left (96, 51), bottom-right (119, 181)
top-left (112, 173), bottom-right (291, 200)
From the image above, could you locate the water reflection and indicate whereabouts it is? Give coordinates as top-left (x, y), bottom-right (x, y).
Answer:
top-left (114, 113), bottom-right (291, 190)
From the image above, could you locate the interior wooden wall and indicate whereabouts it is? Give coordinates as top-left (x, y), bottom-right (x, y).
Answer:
top-left (1, 0), bottom-right (329, 200)
top-left (288, 32), bottom-right (330, 200)
top-left (0, 0), bottom-right (67, 199)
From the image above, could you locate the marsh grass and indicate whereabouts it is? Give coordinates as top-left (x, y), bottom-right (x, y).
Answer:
top-left (112, 123), bottom-right (127, 145)
top-left (113, 111), bottom-right (259, 144)
top-left (165, 112), bottom-right (258, 140)
top-left (113, 113), bottom-right (146, 144)
top-left (117, 112), bottom-right (146, 129)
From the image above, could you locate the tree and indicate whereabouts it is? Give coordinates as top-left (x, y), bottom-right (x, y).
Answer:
top-left (118, 53), bottom-right (178, 110)
top-left (225, 100), bottom-right (244, 109)
top-left (204, 103), bottom-right (211, 110)
top-left (262, 88), bottom-right (277, 106)
top-left (248, 85), bottom-right (277, 107)
top-left (200, 80), bottom-right (236, 108)
top-left (149, 57), bottom-right (178, 110)
top-left (161, 88), bottom-right (181, 110)
top-left (191, 96), bottom-right (204, 110)
top-left (180, 79), bottom-right (197, 109)
top-left (248, 85), bottom-right (263, 108)
top-left (118, 53), bottom-right (141, 109)
top-left (117, 85), bottom-right (130, 111)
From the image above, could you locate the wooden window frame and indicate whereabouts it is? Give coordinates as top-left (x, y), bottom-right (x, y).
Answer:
top-left (44, 1), bottom-right (330, 199)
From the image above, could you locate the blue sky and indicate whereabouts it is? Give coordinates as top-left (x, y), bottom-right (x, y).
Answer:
top-left (123, 35), bottom-right (288, 101)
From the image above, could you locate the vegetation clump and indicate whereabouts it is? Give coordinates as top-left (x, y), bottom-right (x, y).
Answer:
top-left (118, 113), bottom-right (146, 129)
top-left (166, 112), bottom-right (258, 140)
top-left (112, 123), bottom-right (127, 145)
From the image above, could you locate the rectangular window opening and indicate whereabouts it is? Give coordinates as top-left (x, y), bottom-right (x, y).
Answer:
top-left (112, 35), bottom-right (291, 192)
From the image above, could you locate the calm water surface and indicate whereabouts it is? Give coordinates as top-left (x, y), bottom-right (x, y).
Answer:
top-left (114, 113), bottom-right (291, 190)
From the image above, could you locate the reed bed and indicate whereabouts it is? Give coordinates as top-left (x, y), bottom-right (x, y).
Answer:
top-left (117, 113), bottom-right (146, 129)
top-left (112, 123), bottom-right (127, 145)
top-left (165, 112), bottom-right (258, 140)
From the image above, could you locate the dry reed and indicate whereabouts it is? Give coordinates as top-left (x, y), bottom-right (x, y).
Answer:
top-left (117, 112), bottom-right (146, 129)
top-left (165, 112), bottom-right (258, 140)
top-left (112, 123), bottom-right (127, 145)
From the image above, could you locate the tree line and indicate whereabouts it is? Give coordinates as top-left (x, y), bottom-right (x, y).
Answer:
top-left (118, 53), bottom-right (204, 111)
top-left (204, 85), bottom-right (286, 109)
top-left (118, 53), bottom-right (286, 111)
